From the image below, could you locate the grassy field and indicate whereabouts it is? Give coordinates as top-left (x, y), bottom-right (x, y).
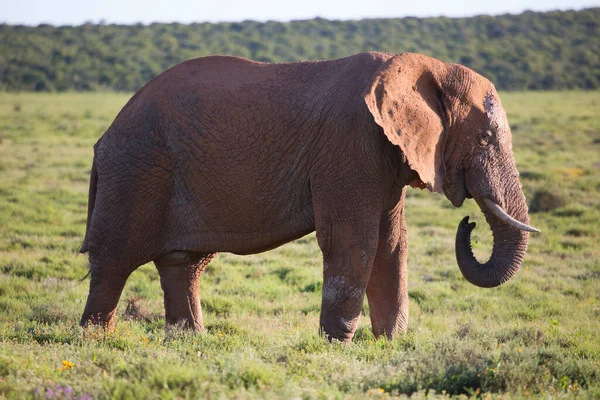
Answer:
top-left (0, 91), bottom-right (598, 399)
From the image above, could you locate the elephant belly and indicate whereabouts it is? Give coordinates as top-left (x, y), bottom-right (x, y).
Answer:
top-left (162, 180), bottom-right (316, 255)
top-left (164, 202), bottom-right (316, 255)
top-left (155, 137), bottom-right (317, 254)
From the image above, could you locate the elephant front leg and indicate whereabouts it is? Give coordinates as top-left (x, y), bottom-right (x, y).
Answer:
top-left (154, 251), bottom-right (215, 331)
top-left (366, 198), bottom-right (409, 338)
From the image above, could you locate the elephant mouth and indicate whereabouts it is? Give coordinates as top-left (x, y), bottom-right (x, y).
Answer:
top-left (444, 169), bottom-right (468, 207)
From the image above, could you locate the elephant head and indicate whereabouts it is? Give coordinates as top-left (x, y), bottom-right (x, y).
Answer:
top-left (364, 53), bottom-right (539, 288)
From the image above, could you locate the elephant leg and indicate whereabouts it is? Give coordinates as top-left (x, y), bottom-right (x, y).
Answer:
top-left (366, 193), bottom-right (409, 338)
top-left (314, 198), bottom-right (381, 342)
top-left (154, 251), bottom-right (215, 331)
top-left (80, 264), bottom-right (131, 330)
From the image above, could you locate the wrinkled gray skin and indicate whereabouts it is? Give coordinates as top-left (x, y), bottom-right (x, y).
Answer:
top-left (79, 52), bottom-right (537, 342)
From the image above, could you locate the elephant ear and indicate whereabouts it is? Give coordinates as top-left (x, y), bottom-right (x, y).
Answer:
top-left (363, 53), bottom-right (449, 193)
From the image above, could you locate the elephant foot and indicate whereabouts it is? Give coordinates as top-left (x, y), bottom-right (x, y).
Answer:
top-left (320, 314), bottom-right (361, 343)
top-left (80, 310), bottom-right (118, 331)
top-left (319, 275), bottom-right (366, 343)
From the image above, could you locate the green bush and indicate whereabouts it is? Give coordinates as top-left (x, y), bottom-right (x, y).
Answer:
top-left (1, 8), bottom-right (599, 92)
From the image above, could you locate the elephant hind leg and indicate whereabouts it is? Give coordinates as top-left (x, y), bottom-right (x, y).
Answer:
top-left (80, 264), bottom-right (132, 330)
top-left (154, 251), bottom-right (216, 331)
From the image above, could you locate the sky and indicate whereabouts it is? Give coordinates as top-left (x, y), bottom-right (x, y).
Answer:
top-left (3, 0), bottom-right (598, 25)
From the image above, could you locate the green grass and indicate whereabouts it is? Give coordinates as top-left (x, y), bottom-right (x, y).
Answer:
top-left (0, 91), bottom-right (599, 399)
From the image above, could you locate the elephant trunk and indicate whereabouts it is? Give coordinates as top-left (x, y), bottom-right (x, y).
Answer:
top-left (455, 192), bottom-right (531, 288)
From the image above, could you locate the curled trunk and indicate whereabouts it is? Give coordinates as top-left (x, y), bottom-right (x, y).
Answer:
top-left (455, 197), bottom-right (530, 288)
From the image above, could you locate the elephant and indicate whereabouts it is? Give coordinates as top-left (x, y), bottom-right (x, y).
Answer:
top-left (79, 52), bottom-right (539, 342)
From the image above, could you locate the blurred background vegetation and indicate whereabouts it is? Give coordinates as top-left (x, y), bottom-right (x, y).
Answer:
top-left (1, 8), bottom-right (598, 92)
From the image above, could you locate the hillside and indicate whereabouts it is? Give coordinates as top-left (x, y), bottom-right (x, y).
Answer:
top-left (1, 8), bottom-right (598, 92)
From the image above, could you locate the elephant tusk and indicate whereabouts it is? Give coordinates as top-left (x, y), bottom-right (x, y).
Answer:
top-left (483, 198), bottom-right (541, 233)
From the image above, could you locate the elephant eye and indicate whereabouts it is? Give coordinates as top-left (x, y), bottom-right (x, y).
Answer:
top-left (478, 129), bottom-right (493, 146)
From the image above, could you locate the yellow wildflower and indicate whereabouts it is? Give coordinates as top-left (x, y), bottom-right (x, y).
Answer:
top-left (59, 360), bottom-right (74, 371)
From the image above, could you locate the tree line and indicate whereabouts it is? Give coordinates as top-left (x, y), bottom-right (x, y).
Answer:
top-left (1, 8), bottom-right (598, 92)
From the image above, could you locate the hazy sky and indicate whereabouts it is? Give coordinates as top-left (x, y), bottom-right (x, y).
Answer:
top-left (4, 0), bottom-right (598, 25)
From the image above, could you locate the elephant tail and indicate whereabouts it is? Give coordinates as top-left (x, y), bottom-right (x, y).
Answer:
top-left (80, 157), bottom-right (98, 254)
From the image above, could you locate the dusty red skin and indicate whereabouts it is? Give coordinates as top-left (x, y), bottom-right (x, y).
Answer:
top-left (80, 52), bottom-right (531, 342)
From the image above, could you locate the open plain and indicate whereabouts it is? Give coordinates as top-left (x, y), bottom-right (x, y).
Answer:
top-left (0, 91), bottom-right (598, 398)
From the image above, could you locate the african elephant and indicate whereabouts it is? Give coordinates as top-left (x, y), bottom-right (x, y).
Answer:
top-left (79, 52), bottom-right (539, 342)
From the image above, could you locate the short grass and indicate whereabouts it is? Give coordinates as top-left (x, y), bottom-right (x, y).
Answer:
top-left (0, 91), bottom-right (598, 399)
